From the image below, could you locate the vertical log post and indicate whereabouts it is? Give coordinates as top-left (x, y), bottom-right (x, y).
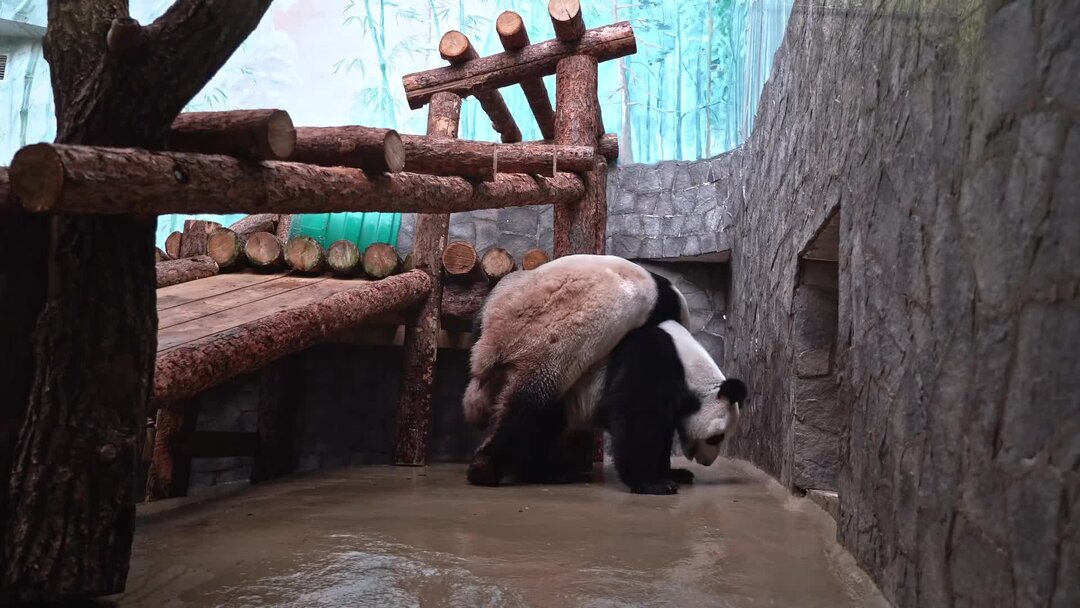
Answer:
top-left (144, 400), bottom-right (201, 501)
top-left (497, 11), bottom-right (556, 140)
top-left (553, 46), bottom-right (607, 467)
top-left (251, 357), bottom-right (300, 483)
top-left (393, 92), bottom-right (462, 466)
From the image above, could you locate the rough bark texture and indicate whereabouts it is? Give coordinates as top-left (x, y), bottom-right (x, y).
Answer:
top-left (400, 137), bottom-right (594, 181)
top-left (275, 214), bottom-right (293, 242)
top-left (395, 92), bottom-right (461, 466)
top-left (497, 11), bottom-right (555, 140)
top-left (549, 0), bottom-right (586, 41)
top-left (143, 401), bottom-right (200, 502)
top-left (438, 31), bottom-right (521, 143)
top-left (327, 240), bottom-right (362, 276)
top-left (553, 54), bottom-right (601, 257)
top-left (165, 109), bottom-right (296, 160)
top-left (206, 228), bottom-right (243, 269)
top-left (154, 271), bottom-right (431, 404)
top-left (1, 1), bottom-right (274, 600)
top-left (285, 236), bottom-right (326, 274)
top-left (535, 133), bottom-right (618, 160)
top-left (403, 22), bottom-right (636, 109)
top-left (10, 144), bottom-right (581, 215)
top-left (441, 281), bottom-right (489, 324)
top-left (155, 247), bottom-right (169, 262)
top-left (227, 213), bottom-right (277, 240)
top-left (250, 357), bottom-right (300, 483)
top-left (522, 248), bottom-right (550, 270)
top-left (164, 231), bottom-right (183, 259)
top-left (441, 241), bottom-right (485, 281)
top-left (291, 126), bottom-right (405, 174)
top-left (480, 247), bottom-right (516, 283)
top-left (179, 219), bottom-right (220, 258)
top-left (362, 243), bottom-right (403, 279)
top-left (244, 232), bottom-right (285, 269)
top-left (156, 256), bottom-right (219, 288)
top-left (712, 2), bottom-right (1080, 606)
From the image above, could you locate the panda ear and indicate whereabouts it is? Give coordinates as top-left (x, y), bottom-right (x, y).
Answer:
top-left (718, 378), bottom-right (747, 405)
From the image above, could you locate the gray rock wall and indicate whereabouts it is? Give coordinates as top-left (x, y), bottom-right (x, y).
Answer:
top-left (714, 1), bottom-right (1079, 606)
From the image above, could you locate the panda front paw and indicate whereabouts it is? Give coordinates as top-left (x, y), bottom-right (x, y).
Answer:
top-left (467, 457), bottom-right (503, 487)
top-left (668, 468), bottom-right (695, 485)
top-left (630, 480), bottom-right (679, 495)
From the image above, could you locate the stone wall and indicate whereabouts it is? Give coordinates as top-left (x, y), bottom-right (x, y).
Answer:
top-left (715, 1), bottom-right (1079, 606)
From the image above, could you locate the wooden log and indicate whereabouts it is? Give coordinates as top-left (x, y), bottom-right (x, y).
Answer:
top-left (326, 240), bottom-right (362, 277)
top-left (291, 126), bottom-right (406, 174)
top-left (285, 236), bottom-right (326, 274)
top-left (178, 219), bottom-right (221, 258)
top-left (154, 271), bottom-right (432, 404)
top-left (155, 247), bottom-right (169, 263)
top-left (250, 358), bottom-right (300, 483)
top-left (164, 231), bottom-right (183, 259)
top-left (480, 247), bottom-right (516, 283)
top-left (439, 31), bottom-right (521, 143)
top-left (276, 214), bottom-right (293, 242)
top-left (534, 133), bottom-right (618, 160)
top-left (227, 213), bottom-right (277, 240)
top-left (496, 11), bottom-right (556, 140)
top-left (362, 243), bottom-right (402, 279)
top-left (156, 255), bottom-right (219, 288)
top-left (106, 17), bottom-right (142, 55)
top-left (403, 22), bottom-right (636, 110)
top-left (522, 248), bottom-right (551, 270)
top-left (549, 0), bottom-right (586, 41)
top-left (441, 281), bottom-right (490, 324)
top-left (165, 109), bottom-right (296, 161)
top-left (207, 228), bottom-right (244, 269)
top-left (145, 401), bottom-right (200, 501)
top-left (244, 231), bottom-right (285, 270)
top-left (402, 252), bottom-right (417, 272)
top-left (441, 241), bottom-right (486, 282)
top-left (9, 144), bottom-right (584, 215)
top-left (394, 92), bottom-right (459, 467)
top-left (400, 137), bottom-right (594, 181)
top-left (554, 54), bottom-right (603, 257)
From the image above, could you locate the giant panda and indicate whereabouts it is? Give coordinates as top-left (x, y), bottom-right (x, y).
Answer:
top-left (463, 254), bottom-right (690, 487)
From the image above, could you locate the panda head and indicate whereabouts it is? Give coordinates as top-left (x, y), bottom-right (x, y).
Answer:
top-left (657, 321), bottom-right (748, 467)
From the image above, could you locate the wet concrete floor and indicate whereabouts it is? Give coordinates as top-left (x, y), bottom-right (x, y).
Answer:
top-left (110, 459), bottom-right (886, 607)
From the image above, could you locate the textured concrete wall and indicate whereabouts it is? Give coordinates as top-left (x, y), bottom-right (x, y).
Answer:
top-left (716, 1), bottom-right (1079, 606)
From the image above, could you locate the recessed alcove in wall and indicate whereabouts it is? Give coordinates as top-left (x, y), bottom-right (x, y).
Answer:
top-left (789, 208), bottom-right (840, 496)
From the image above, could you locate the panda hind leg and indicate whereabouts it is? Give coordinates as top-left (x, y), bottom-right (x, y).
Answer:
top-left (668, 467), bottom-right (695, 485)
top-left (468, 378), bottom-right (555, 487)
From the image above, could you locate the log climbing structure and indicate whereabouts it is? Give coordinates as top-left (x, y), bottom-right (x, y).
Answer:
top-left (2, 0), bottom-right (634, 502)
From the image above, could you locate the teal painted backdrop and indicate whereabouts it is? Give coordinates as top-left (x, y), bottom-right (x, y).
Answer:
top-left (0, 0), bottom-right (793, 246)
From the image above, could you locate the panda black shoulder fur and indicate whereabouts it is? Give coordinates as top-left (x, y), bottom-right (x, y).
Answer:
top-left (463, 254), bottom-right (690, 487)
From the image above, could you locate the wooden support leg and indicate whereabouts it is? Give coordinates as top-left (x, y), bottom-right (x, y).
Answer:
top-left (394, 92), bottom-right (462, 466)
top-left (145, 400), bottom-right (200, 501)
top-left (251, 358), bottom-right (300, 483)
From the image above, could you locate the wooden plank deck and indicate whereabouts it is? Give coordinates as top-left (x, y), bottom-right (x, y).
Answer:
top-left (155, 272), bottom-right (366, 353)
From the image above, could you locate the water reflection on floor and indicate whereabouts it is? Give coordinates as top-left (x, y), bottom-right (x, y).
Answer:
top-left (110, 459), bottom-right (886, 607)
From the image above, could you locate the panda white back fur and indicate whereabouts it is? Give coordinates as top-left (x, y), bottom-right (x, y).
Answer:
top-left (464, 254), bottom-right (690, 487)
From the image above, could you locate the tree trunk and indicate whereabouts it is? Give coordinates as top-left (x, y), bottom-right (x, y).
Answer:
top-left (441, 281), bottom-right (490, 324)
top-left (395, 92), bottom-right (460, 466)
top-left (403, 22), bottom-right (636, 109)
top-left (553, 54), bottom-right (602, 257)
top-left (156, 256), bottom-right (219, 288)
top-left (250, 357), bottom-right (300, 483)
top-left (143, 401), bottom-right (201, 502)
top-left (1, 1), bottom-right (275, 599)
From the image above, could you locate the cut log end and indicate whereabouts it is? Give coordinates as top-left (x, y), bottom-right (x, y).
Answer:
top-left (442, 241), bottom-right (482, 279)
top-left (480, 247), bottom-right (516, 282)
top-left (496, 11), bottom-right (530, 50)
top-left (244, 232), bottom-right (285, 269)
top-left (165, 231), bottom-right (184, 260)
top-left (522, 248), bottom-right (550, 270)
top-left (440, 30), bottom-right (477, 64)
top-left (264, 110), bottom-right (297, 160)
top-left (10, 143), bottom-right (64, 212)
top-left (402, 252), bottom-right (417, 272)
top-left (207, 228), bottom-right (243, 269)
top-left (549, 0), bottom-right (586, 41)
top-left (285, 236), bottom-right (326, 274)
top-left (384, 130), bottom-right (406, 174)
top-left (327, 240), bottom-right (362, 276)
top-left (363, 243), bottom-right (402, 279)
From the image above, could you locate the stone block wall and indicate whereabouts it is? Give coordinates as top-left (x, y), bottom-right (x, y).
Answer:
top-left (713, 1), bottom-right (1079, 606)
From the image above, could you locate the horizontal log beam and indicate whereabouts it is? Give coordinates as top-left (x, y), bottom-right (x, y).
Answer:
top-left (403, 21), bottom-right (636, 110)
top-left (165, 109), bottom-right (295, 161)
top-left (10, 144), bottom-right (584, 215)
top-left (400, 136), bottom-right (594, 180)
top-left (291, 126), bottom-right (406, 173)
top-left (497, 11), bottom-right (556, 140)
top-left (440, 31), bottom-right (521, 143)
top-left (154, 271), bottom-right (432, 403)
